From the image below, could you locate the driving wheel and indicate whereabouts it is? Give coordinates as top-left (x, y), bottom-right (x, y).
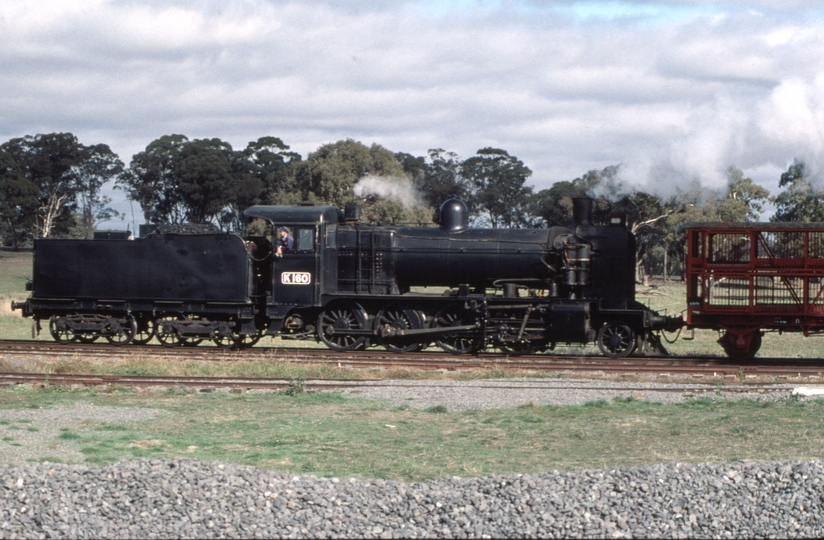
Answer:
top-left (318, 303), bottom-right (369, 351)
top-left (433, 307), bottom-right (479, 355)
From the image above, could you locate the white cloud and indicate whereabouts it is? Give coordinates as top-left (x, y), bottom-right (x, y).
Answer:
top-left (3, 0), bottom-right (824, 226)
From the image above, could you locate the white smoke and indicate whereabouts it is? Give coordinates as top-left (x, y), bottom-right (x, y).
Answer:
top-left (352, 174), bottom-right (424, 208)
top-left (755, 75), bottom-right (824, 181)
top-left (607, 74), bottom-right (824, 201)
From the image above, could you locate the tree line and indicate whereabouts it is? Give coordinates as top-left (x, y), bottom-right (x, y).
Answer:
top-left (1, 131), bottom-right (821, 280)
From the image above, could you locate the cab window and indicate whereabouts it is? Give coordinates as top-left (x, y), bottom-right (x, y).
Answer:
top-left (295, 228), bottom-right (315, 252)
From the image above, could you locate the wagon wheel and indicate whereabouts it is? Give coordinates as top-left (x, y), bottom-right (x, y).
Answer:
top-left (131, 318), bottom-right (155, 345)
top-left (597, 322), bottom-right (635, 358)
top-left (48, 316), bottom-right (76, 344)
top-left (155, 316), bottom-right (183, 347)
top-left (106, 315), bottom-right (138, 346)
top-left (318, 302), bottom-right (369, 352)
top-left (433, 307), bottom-right (480, 355)
top-left (375, 307), bottom-right (424, 353)
top-left (719, 331), bottom-right (762, 362)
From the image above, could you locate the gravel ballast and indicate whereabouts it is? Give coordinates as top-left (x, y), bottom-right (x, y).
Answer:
top-left (2, 458), bottom-right (823, 538)
top-left (338, 378), bottom-right (799, 410)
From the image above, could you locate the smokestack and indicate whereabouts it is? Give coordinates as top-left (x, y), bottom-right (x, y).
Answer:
top-left (572, 197), bottom-right (593, 227)
top-left (344, 203), bottom-right (362, 223)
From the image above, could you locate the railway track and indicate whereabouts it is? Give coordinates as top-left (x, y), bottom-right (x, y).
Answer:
top-left (0, 371), bottom-right (800, 395)
top-left (2, 339), bottom-right (824, 379)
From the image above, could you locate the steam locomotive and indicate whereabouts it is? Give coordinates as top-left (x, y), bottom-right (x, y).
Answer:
top-left (11, 197), bottom-right (682, 357)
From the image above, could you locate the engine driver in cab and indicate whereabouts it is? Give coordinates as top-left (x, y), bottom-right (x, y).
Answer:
top-left (275, 226), bottom-right (294, 257)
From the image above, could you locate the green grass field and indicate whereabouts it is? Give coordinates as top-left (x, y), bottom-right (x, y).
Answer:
top-left (0, 251), bottom-right (42, 341)
top-left (1, 387), bottom-right (824, 479)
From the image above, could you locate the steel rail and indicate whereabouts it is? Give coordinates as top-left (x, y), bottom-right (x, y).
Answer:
top-left (1, 339), bottom-right (824, 378)
top-left (0, 372), bottom-right (797, 394)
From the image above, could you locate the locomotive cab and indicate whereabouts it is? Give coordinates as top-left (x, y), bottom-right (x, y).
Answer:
top-left (243, 205), bottom-right (340, 333)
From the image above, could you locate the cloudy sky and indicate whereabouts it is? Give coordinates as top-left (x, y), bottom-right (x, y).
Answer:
top-left (3, 0), bottom-right (824, 227)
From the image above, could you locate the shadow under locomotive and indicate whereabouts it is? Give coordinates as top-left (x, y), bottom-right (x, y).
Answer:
top-left (11, 197), bottom-right (683, 357)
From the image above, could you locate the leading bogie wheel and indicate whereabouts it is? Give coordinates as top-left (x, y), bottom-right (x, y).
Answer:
top-left (597, 322), bottom-right (635, 358)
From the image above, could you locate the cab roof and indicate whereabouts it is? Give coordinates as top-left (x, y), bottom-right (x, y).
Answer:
top-left (243, 205), bottom-right (339, 225)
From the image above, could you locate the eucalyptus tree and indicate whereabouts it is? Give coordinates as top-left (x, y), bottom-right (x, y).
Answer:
top-left (244, 136), bottom-right (302, 206)
top-left (117, 134), bottom-right (190, 225)
top-left (175, 138), bottom-right (251, 225)
top-left (0, 133), bottom-right (123, 239)
top-left (0, 133), bottom-right (86, 238)
top-left (772, 160), bottom-right (824, 222)
top-left (74, 143), bottom-right (124, 238)
top-left (460, 148), bottom-right (533, 228)
top-left (302, 139), bottom-right (405, 208)
top-left (0, 148), bottom-right (39, 248)
top-left (417, 148), bottom-right (471, 208)
top-left (120, 135), bottom-right (269, 230)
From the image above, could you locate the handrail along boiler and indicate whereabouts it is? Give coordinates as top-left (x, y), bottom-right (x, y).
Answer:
top-left (12, 197), bottom-right (681, 356)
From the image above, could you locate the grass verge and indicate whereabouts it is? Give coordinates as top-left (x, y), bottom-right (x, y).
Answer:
top-left (2, 388), bottom-right (824, 480)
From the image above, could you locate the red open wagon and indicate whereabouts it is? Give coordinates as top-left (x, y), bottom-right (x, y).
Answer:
top-left (686, 223), bottom-right (824, 359)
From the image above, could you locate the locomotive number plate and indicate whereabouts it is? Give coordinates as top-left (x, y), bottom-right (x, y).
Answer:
top-left (281, 272), bottom-right (312, 285)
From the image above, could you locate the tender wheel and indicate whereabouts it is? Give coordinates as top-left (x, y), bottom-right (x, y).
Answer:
top-left (238, 331), bottom-right (264, 348)
top-left (318, 303), bottom-right (369, 351)
top-left (597, 322), bottom-right (635, 358)
top-left (180, 316), bottom-right (205, 346)
top-left (132, 318), bottom-right (155, 345)
top-left (213, 327), bottom-right (240, 349)
top-left (213, 335), bottom-right (239, 348)
top-left (48, 316), bottom-right (76, 344)
top-left (433, 307), bottom-right (479, 355)
top-left (719, 331), bottom-right (762, 361)
top-left (375, 307), bottom-right (424, 353)
top-left (106, 315), bottom-right (137, 346)
top-left (155, 317), bottom-right (183, 347)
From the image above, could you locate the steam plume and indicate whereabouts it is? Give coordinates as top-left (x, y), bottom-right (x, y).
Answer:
top-left (353, 175), bottom-right (424, 208)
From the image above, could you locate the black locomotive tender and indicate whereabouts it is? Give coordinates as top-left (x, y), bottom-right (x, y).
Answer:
top-left (12, 197), bottom-right (682, 357)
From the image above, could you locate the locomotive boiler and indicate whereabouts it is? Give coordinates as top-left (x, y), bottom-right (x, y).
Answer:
top-left (12, 197), bottom-right (682, 357)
